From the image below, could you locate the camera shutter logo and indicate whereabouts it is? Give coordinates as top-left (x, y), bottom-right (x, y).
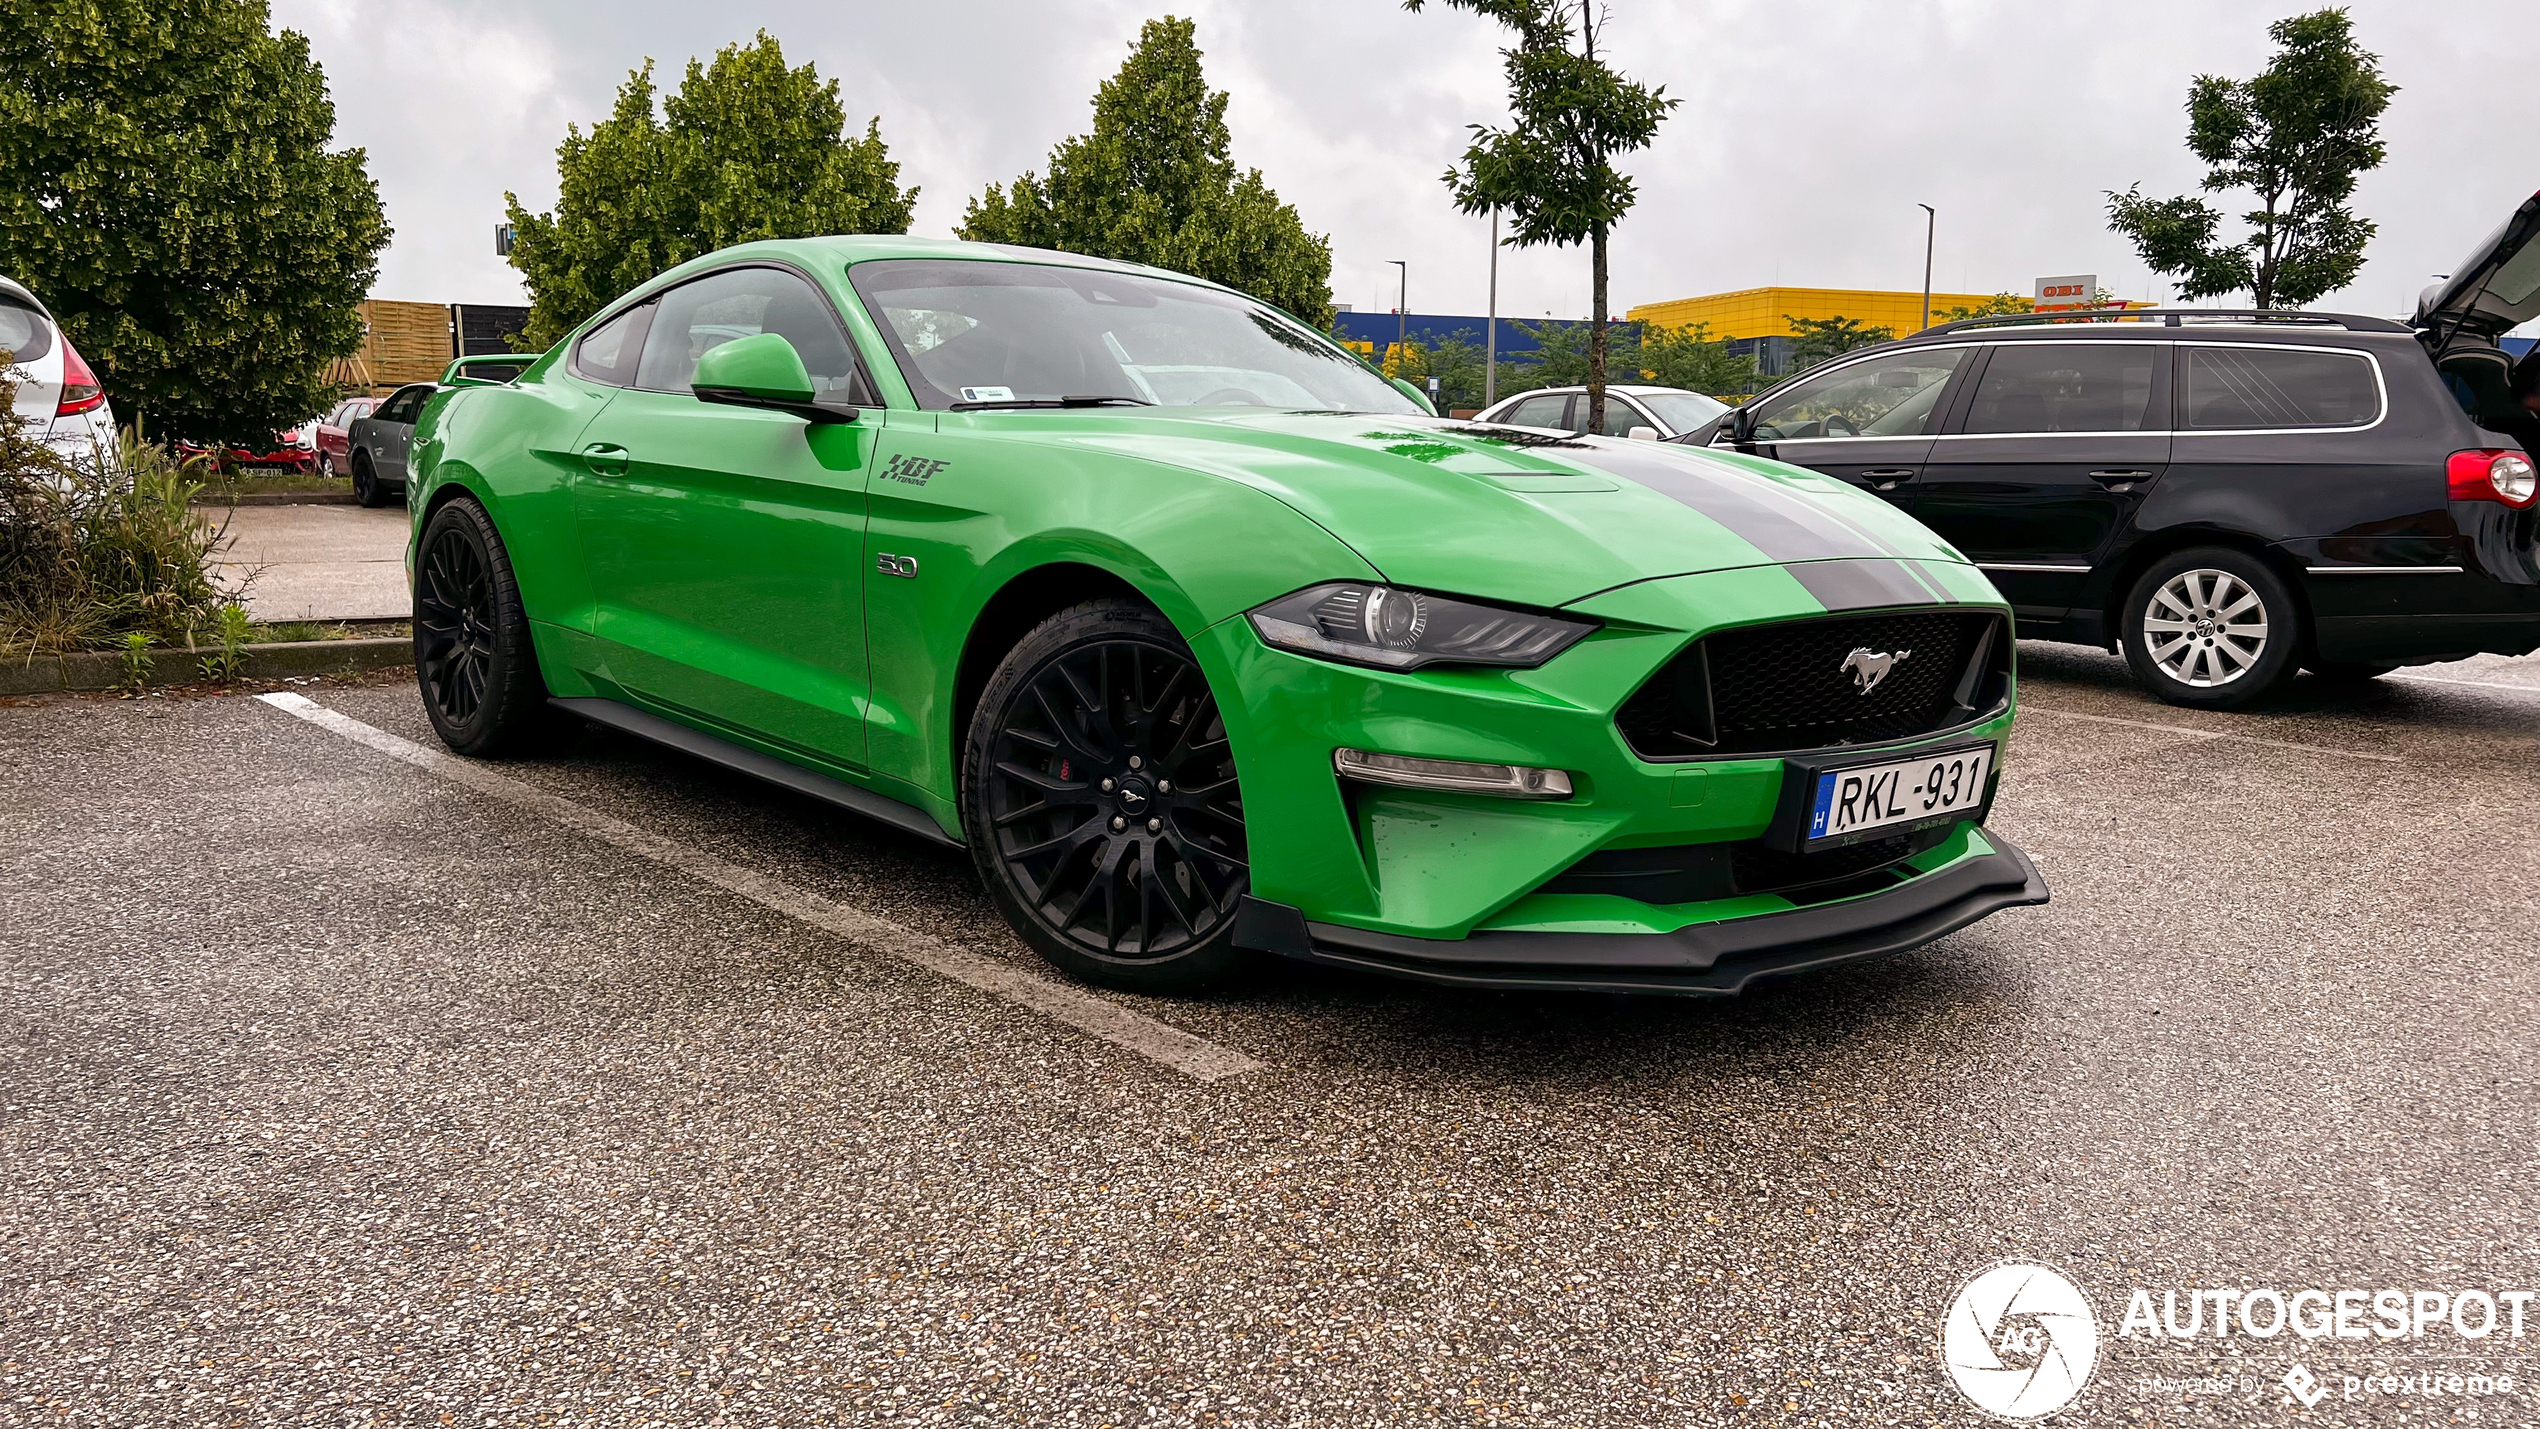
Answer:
top-left (1939, 1260), bottom-right (2100, 1420)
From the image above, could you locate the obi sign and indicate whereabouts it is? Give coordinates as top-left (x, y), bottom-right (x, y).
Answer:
top-left (2034, 275), bottom-right (2098, 312)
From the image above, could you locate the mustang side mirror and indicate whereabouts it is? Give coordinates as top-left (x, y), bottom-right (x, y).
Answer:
top-left (1390, 376), bottom-right (1439, 416)
top-left (693, 333), bottom-right (855, 424)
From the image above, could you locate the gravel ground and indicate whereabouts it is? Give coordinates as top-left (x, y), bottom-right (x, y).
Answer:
top-left (0, 649), bottom-right (2533, 1428)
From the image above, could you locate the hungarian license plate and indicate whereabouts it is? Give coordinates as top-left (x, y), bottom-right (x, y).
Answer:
top-left (1806, 743), bottom-right (1995, 847)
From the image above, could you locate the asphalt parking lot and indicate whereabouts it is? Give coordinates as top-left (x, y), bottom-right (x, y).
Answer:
top-left (1, 647), bottom-right (2533, 1427)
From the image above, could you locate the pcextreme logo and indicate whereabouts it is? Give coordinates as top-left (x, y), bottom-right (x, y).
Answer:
top-left (1939, 1260), bottom-right (2102, 1421)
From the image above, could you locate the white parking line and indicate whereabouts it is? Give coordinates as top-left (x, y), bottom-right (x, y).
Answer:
top-left (2014, 704), bottom-right (2405, 763)
top-left (254, 692), bottom-right (1264, 1084)
top-left (2388, 672), bottom-right (2540, 695)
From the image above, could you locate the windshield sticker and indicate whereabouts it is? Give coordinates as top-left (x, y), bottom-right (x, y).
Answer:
top-left (958, 386), bottom-right (1016, 403)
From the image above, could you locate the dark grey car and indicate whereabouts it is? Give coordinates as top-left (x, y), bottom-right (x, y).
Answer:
top-left (346, 382), bottom-right (438, 508)
top-left (1676, 189), bottom-right (2540, 710)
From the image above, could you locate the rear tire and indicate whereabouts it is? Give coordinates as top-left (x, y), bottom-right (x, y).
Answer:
top-left (352, 451), bottom-right (391, 507)
top-left (2120, 548), bottom-right (2302, 710)
top-left (414, 499), bottom-right (550, 755)
top-left (961, 599), bottom-right (1253, 995)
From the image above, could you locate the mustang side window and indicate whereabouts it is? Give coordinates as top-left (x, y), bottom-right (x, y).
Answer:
top-left (1749, 348), bottom-right (1968, 440)
top-left (1959, 344), bottom-right (2156, 434)
top-left (633, 266), bottom-right (865, 398)
top-left (570, 305), bottom-right (648, 387)
top-left (2181, 347), bottom-right (2380, 429)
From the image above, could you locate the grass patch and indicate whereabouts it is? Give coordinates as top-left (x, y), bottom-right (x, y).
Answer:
top-left (250, 619), bottom-right (409, 644)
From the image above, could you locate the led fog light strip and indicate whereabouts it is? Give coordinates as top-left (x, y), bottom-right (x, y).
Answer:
top-left (1333, 747), bottom-right (1574, 800)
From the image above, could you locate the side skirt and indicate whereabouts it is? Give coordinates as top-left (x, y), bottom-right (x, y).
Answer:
top-left (550, 697), bottom-right (965, 849)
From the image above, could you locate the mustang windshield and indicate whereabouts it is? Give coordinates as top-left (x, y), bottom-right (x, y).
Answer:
top-left (849, 259), bottom-right (1421, 414)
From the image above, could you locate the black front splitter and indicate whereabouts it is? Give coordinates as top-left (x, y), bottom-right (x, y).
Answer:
top-left (1234, 834), bottom-right (2048, 997)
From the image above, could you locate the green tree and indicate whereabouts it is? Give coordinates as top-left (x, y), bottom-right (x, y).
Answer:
top-left (1637, 321), bottom-right (1762, 395)
top-left (0, 0), bottom-right (388, 444)
top-left (1407, 0), bottom-right (1676, 436)
top-left (2106, 8), bottom-right (2394, 309)
top-left (506, 32), bottom-right (916, 351)
top-left (959, 17), bottom-right (1334, 326)
top-left (1786, 315), bottom-right (1893, 370)
top-left (1934, 293), bottom-right (2034, 324)
top-left (1379, 331), bottom-right (1492, 412)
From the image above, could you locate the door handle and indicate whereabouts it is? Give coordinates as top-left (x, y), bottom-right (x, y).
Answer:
top-left (2088, 469), bottom-right (2154, 492)
top-left (580, 442), bottom-right (630, 477)
top-left (1860, 467), bottom-right (1917, 490)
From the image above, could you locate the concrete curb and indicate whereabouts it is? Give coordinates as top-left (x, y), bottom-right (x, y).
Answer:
top-left (193, 491), bottom-right (363, 507)
top-left (0, 636), bottom-right (411, 695)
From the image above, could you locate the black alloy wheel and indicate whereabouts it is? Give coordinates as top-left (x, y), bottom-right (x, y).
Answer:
top-left (964, 599), bottom-right (1251, 993)
top-left (413, 499), bottom-right (548, 755)
top-left (352, 451), bottom-right (391, 508)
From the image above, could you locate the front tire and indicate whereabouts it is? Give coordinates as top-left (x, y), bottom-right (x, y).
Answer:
top-left (2120, 548), bottom-right (2301, 710)
top-left (414, 499), bottom-right (549, 755)
top-left (962, 599), bottom-right (1252, 994)
top-left (317, 451), bottom-right (336, 481)
top-left (352, 451), bottom-right (391, 507)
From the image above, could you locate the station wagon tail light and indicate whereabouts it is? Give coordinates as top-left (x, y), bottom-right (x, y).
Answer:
top-left (2448, 449), bottom-right (2537, 507)
top-left (55, 338), bottom-right (105, 417)
top-left (1248, 582), bottom-right (1597, 671)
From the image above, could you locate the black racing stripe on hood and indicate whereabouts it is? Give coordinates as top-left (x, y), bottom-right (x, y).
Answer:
top-left (1558, 443), bottom-right (1895, 563)
top-left (1787, 558), bottom-right (1948, 612)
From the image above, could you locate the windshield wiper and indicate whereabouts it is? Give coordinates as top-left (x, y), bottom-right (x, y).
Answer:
top-left (947, 394), bottom-right (1156, 411)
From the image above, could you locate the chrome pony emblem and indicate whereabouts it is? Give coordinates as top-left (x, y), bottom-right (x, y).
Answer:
top-left (1840, 646), bottom-right (1910, 695)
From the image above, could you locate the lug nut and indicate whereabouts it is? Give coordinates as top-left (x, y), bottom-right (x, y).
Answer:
top-left (1156, 779), bottom-right (1170, 793)
top-left (1147, 817), bottom-right (1162, 834)
top-left (1100, 777), bottom-right (1115, 793)
top-left (1129, 755), bottom-right (1143, 770)
top-left (1111, 816), bottom-right (1126, 831)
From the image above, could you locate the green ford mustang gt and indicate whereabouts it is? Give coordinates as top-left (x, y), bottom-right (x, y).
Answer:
top-left (406, 236), bottom-right (2046, 996)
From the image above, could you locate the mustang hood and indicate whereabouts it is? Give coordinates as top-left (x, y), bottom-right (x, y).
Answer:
top-left (1066, 409), bottom-right (1971, 609)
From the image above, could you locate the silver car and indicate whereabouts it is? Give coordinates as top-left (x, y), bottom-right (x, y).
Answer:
top-left (345, 382), bottom-right (439, 507)
top-left (2, 275), bottom-right (117, 469)
top-left (1471, 382), bottom-right (1728, 439)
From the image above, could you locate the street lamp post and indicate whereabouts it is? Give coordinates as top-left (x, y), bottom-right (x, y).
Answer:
top-left (1484, 210), bottom-right (1500, 407)
top-left (1917, 204), bottom-right (1936, 332)
top-left (1388, 260), bottom-right (1408, 377)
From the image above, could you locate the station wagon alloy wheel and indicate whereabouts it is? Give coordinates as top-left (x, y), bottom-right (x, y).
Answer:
top-left (968, 602), bottom-right (1249, 989)
top-left (2120, 547), bottom-right (2300, 711)
top-left (2143, 568), bottom-right (2269, 687)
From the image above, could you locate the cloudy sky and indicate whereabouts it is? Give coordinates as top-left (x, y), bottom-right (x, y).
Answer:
top-left (271, 0), bottom-right (2535, 330)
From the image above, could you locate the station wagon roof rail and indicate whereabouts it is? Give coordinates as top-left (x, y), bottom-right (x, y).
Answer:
top-left (1919, 308), bottom-right (2413, 337)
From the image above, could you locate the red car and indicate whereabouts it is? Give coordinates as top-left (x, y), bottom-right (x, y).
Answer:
top-left (313, 395), bottom-right (377, 479)
top-left (179, 430), bottom-right (319, 472)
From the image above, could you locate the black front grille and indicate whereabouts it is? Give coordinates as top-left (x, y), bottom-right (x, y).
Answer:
top-left (1618, 610), bottom-right (2008, 759)
top-left (1541, 824), bottom-right (1952, 907)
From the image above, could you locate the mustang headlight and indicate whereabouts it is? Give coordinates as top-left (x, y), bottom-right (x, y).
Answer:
top-left (1246, 582), bottom-right (1596, 671)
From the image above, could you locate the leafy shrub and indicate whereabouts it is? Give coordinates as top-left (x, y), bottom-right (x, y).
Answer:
top-left (1, 370), bottom-right (233, 657)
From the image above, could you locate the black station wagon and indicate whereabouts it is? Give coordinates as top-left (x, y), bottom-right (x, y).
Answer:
top-left (1679, 190), bottom-right (2540, 709)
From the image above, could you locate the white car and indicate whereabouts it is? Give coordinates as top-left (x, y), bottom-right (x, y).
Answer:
top-left (1, 274), bottom-right (115, 467)
top-left (1472, 383), bottom-right (1728, 439)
